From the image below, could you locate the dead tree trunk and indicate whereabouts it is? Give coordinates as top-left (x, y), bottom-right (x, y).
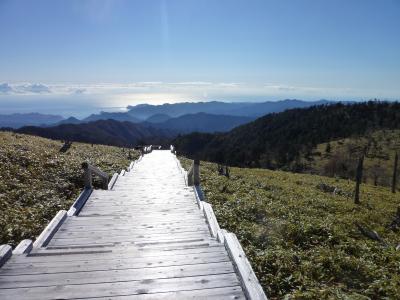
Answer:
top-left (354, 155), bottom-right (364, 204)
top-left (392, 152), bottom-right (398, 193)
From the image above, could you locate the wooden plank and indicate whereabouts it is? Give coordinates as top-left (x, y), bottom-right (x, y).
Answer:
top-left (4, 252), bottom-right (229, 274)
top-left (59, 219), bottom-right (207, 229)
top-left (0, 245), bottom-right (12, 268)
top-left (32, 210), bottom-right (67, 248)
top-left (13, 240), bottom-right (33, 255)
top-left (86, 286), bottom-right (245, 299)
top-left (78, 207), bottom-right (200, 215)
top-left (67, 188), bottom-right (92, 216)
top-left (33, 240), bottom-right (222, 254)
top-left (0, 273), bottom-right (241, 300)
top-left (223, 231), bottom-right (267, 300)
top-left (7, 249), bottom-right (229, 266)
top-left (58, 223), bottom-right (209, 232)
top-left (46, 237), bottom-right (211, 248)
top-left (202, 202), bottom-right (221, 239)
top-left (53, 229), bottom-right (210, 239)
top-left (62, 215), bottom-right (206, 223)
top-left (48, 233), bottom-right (211, 246)
top-left (0, 262), bottom-right (234, 287)
top-left (108, 173), bottom-right (119, 190)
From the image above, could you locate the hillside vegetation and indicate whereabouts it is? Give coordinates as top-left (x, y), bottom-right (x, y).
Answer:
top-left (15, 119), bottom-right (173, 148)
top-left (0, 132), bottom-right (137, 247)
top-left (304, 129), bottom-right (400, 188)
top-left (179, 157), bottom-right (400, 299)
top-left (174, 101), bottom-right (400, 171)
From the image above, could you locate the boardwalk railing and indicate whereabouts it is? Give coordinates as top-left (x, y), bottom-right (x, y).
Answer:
top-left (69, 162), bottom-right (114, 217)
top-left (82, 162), bottom-right (109, 190)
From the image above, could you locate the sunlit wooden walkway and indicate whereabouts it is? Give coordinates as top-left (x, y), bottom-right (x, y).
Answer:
top-left (0, 150), bottom-right (266, 299)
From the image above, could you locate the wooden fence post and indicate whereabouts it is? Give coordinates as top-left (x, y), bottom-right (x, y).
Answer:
top-left (82, 162), bottom-right (109, 190)
top-left (82, 162), bottom-right (93, 189)
top-left (194, 159), bottom-right (200, 185)
top-left (187, 161), bottom-right (194, 186)
top-left (354, 155), bottom-right (364, 204)
top-left (392, 152), bottom-right (398, 193)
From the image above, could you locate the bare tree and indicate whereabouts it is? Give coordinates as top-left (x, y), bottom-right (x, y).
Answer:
top-left (354, 154), bottom-right (365, 204)
top-left (392, 152), bottom-right (398, 193)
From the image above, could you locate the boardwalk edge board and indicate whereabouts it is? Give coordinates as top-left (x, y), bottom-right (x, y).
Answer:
top-left (108, 173), bottom-right (119, 190)
top-left (67, 188), bottom-right (93, 216)
top-left (0, 245), bottom-right (12, 267)
top-left (224, 231), bottom-right (268, 300)
top-left (13, 239), bottom-right (33, 255)
top-left (33, 210), bottom-right (68, 248)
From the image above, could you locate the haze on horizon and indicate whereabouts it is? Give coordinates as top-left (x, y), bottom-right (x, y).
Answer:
top-left (0, 0), bottom-right (399, 117)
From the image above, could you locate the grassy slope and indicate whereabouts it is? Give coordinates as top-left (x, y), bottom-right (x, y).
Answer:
top-left (304, 130), bottom-right (400, 188)
top-left (179, 157), bottom-right (400, 299)
top-left (0, 132), bottom-right (138, 247)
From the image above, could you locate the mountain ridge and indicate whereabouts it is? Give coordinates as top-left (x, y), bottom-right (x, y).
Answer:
top-left (173, 101), bottom-right (400, 170)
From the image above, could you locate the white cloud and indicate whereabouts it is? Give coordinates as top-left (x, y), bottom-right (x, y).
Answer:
top-left (18, 83), bottom-right (51, 94)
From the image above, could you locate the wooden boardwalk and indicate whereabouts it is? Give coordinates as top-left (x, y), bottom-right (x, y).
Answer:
top-left (0, 150), bottom-right (266, 299)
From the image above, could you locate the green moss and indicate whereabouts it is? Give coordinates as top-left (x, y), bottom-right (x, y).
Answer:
top-left (179, 156), bottom-right (400, 299)
top-left (0, 132), bottom-right (139, 247)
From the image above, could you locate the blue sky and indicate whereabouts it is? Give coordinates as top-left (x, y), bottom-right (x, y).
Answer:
top-left (0, 0), bottom-right (399, 116)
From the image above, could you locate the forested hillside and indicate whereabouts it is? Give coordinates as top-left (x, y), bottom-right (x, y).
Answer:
top-left (15, 119), bottom-right (174, 147)
top-left (0, 132), bottom-right (137, 247)
top-left (179, 157), bottom-right (400, 299)
top-left (174, 101), bottom-right (400, 171)
top-left (304, 130), bottom-right (400, 187)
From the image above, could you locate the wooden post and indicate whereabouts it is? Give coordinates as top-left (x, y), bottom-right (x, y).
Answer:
top-left (82, 162), bottom-right (92, 189)
top-left (392, 152), bottom-right (398, 193)
top-left (354, 155), bottom-right (364, 204)
top-left (193, 159), bottom-right (200, 186)
top-left (187, 162), bottom-right (194, 186)
top-left (82, 162), bottom-right (109, 190)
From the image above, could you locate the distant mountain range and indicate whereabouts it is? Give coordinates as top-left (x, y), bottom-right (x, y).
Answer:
top-left (147, 113), bottom-right (255, 133)
top-left (0, 113), bottom-right (64, 128)
top-left (10, 112), bottom-right (255, 147)
top-left (1, 99), bottom-right (333, 131)
top-left (126, 99), bottom-right (331, 119)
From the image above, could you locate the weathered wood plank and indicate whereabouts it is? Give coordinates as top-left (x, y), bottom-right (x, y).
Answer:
top-left (7, 249), bottom-right (229, 266)
top-left (0, 245), bottom-right (12, 268)
top-left (34, 240), bottom-right (222, 254)
top-left (0, 262), bottom-right (235, 288)
top-left (13, 240), bottom-right (33, 255)
top-left (48, 233), bottom-right (211, 246)
top-left (53, 229), bottom-right (210, 240)
top-left (67, 188), bottom-right (92, 216)
top-left (202, 202), bottom-right (221, 239)
top-left (107, 173), bottom-right (119, 190)
top-left (32, 210), bottom-right (67, 248)
top-left (87, 286), bottom-right (245, 299)
top-left (223, 231), bottom-right (267, 300)
top-left (0, 273), bottom-right (241, 300)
